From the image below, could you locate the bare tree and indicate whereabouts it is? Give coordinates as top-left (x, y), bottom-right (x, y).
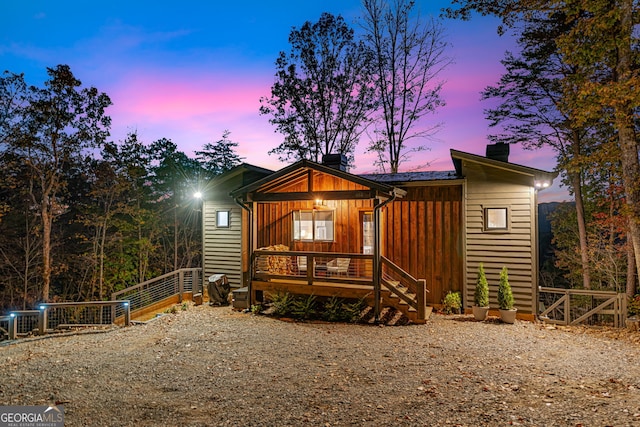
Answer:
top-left (361, 0), bottom-right (450, 173)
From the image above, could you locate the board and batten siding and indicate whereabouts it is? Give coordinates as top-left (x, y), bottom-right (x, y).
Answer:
top-left (202, 201), bottom-right (244, 288)
top-left (463, 162), bottom-right (538, 314)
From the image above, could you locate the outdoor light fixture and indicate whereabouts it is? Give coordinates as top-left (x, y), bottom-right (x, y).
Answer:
top-left (535, 180), bottom-right (550, 189)
top-left (194, 191), bottom-right (202, 199)
top-left (39, 305), bottom-right (45, 310)
top-left (9, 313), bottom-right (15, 318)
top-left (123, 302), bottom-right (129, 307)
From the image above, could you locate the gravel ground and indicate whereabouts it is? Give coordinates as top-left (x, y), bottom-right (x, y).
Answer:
top-left (1, 304), bottom-right (639, 426)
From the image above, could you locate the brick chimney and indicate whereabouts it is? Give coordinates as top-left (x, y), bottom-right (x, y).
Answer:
top-left (486, 142), bottom-right (510, 162)
top-left (322, 153), bottom-right (348, 171)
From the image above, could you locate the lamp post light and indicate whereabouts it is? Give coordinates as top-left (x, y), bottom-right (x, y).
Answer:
top-left (194, 191), bottom-right (204, 295)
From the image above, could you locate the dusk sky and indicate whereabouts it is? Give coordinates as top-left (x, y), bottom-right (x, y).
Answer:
top-left (3, 0), bottom-right (565, 201)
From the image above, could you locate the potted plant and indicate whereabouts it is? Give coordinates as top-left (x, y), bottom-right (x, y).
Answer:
top-left (472, 263), bottom-right (490, 321)
top-left (497, 266), bottom-right (517, 323)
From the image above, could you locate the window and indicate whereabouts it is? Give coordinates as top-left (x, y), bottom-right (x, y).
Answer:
top-left (216, 210), bottom-right (230, 228)
top-left (484, 207), bottom-right (508, 231)
top-left (293, 210), bottom-right (334, 242)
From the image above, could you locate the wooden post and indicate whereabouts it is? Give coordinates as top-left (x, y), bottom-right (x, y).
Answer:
top-left (306, 254), bottom-right (313, 285)
top-left (564, 290), bottom-right (570, 325)
top-left (178, 270), bottom-right (184, 302)
top-left (373, 199), bottom-right (381, 323)
top-left (192, 269), bottom-right (200, 295)
top-left (417, 279), bottom-right (426, 321)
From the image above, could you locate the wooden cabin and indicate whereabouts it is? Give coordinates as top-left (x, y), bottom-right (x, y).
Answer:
top-left (200, 144), bottom-right (556, 322)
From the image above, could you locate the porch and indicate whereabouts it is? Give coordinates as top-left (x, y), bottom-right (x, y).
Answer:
top-left (250, 249), bottom-right (428, 323)
top-left (230, 158), bottom-right (430, 323)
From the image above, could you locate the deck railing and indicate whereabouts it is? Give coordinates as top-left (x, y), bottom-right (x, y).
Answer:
top-left (111, 268), bottom-right (202, 318)
top-left (0, 301), bottom-right (130, 341)
top-left (538, 287), bottom-right (628, 327)
top-left (252, 250), bottom-right (374, 285)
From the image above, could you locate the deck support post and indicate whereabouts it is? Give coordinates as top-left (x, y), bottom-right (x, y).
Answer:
top-left (373, 199), bottom-right (381, 322)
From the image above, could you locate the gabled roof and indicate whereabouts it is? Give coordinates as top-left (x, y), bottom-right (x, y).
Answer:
top-left (230, 159), bottom-right (406, 201)
top-left (206, 163), bottom-right (274, 188)
top-left (450, 149), bottom-right (557, 186)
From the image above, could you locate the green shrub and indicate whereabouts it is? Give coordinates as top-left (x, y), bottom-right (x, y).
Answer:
top-left (497, 266), bottom-right (514, 310)
top-left (345, 296), bottom-right (369, 323)
top-left (474, 263), bottom-right (489, 307)
top-left (250, 304), bottom-right (263, 315)
top-left (628, 294), bottom-right (640, 317)
top-left (442, 291), bottom-right (461, 314)
top-left (270, 291), bottom-right (294, 317)
top-left (291, 294), bottom-right (318, 320)
top-left (323, 296), bottom-right (349, 322)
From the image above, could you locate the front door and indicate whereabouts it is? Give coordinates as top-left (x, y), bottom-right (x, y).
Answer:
top-left (360, 211), bottom-right (374, 278)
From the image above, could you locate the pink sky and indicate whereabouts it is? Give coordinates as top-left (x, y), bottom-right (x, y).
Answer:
top-left (4, 0), bottom-right (567, 202)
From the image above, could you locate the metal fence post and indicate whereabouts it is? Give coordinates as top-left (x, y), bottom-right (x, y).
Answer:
top-left (38, 305), bottom-right (47, 336)
top-left (178, 270), bottom-right (185, 302)
top-left (9, 313), bottom-right (16, 340)
top-left (123, 301), bottom-right (131, 326)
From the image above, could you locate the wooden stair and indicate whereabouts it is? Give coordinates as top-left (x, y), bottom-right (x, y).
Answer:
top-left (380, 279), bottom-right (430, 324)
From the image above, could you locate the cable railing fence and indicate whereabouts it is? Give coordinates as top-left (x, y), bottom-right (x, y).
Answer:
top-left (111, 268), bottom-right (201, 319)
top-left (1, 301), bottom-right (130, 341)
top-left (1, 269), bottom-right (202, 343)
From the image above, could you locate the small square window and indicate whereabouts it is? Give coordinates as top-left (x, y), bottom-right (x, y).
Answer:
top-left (485, 207), bottom-right (508, 231)
top-left (216, 210), bottom-right (230, 228)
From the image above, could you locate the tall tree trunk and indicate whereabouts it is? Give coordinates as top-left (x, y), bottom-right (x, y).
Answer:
top-left (570, 170), bottom-right (591, 289)
top-left (41, 201), bottom-right (51, 302)
top-left (628, 230), bottom-right (637, 297)
top-left (616, 0), bottom-right (640, 284)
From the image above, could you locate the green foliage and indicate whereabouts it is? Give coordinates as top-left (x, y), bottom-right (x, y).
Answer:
top-left (250, 304), bottom-right (263, 315)
top-left (291, 294), bottom-right (318, 320)
top-left (628, 295), bottom-right (640, 317)
top-left (260, 12), bottom-right (375, 164)
top-left (343, 296), bottom-right (369, 323)
top-left (442, 291), bottom-right (461, 314)
top-left (195, 130), bottom-right (244, 176)
top-left (322, 295), bottom-right (368, 323)
top-left (474, 263), bottom-right (489, 307)
top-left (269, 292), bottom-right (294, 317)
top-left (497, 266), bottom-right (514, 310)
top-left (322, 296), bottom-right (348, 322)
top-left (181, 302), bottom-right (188, 311)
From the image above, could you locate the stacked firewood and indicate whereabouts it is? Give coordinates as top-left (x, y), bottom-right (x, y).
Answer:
top-left (256, 245), bottom-right (292, 275)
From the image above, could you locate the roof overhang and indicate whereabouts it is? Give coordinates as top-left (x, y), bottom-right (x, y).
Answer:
top-left (230, 159), bottom-right (406, 202)
top-left (450, 149), bottom-right (557, 190)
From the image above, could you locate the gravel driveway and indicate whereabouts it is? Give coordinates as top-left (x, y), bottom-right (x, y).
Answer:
top-left (1, 304), bottom-right (639, 426)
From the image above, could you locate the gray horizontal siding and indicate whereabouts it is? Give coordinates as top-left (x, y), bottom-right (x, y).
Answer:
top-left (464, 162), bottom-right (536, 313)
top-left (203, 201), bottom-right (243, 288)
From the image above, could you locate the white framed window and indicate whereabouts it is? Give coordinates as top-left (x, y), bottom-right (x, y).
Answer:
top-left (293, 210), bottom-right (334, 242)
top-left (216, 210), bottom-right (230, 228)
top-left (484, 207), bottom-right (509, 231)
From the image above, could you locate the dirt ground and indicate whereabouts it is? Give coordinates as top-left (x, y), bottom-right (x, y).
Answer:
top-left (1, 304), bottom-right (639, 426)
